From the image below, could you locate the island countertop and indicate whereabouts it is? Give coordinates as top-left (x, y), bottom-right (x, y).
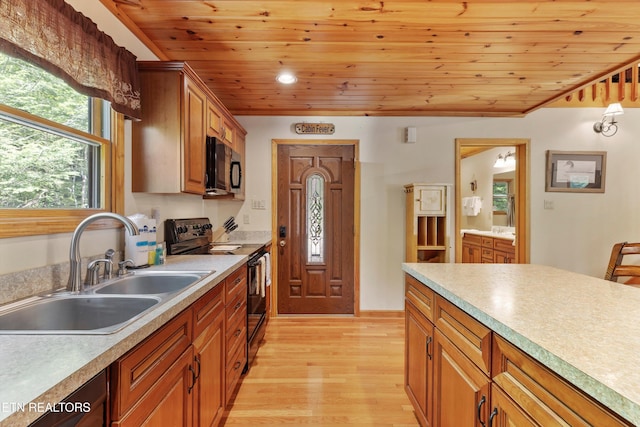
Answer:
top-left (402, 262), bottom-right (640, 426)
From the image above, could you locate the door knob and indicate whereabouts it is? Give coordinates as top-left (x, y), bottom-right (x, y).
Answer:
top-left (279, 240), bottom-right (286, 247)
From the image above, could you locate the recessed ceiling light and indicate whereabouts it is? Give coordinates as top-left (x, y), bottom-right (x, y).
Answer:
top-left (276, 72), bottom-right (297, 84)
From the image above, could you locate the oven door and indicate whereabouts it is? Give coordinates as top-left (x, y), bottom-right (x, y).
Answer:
top-left (247, 254), bottom-right (267, 366)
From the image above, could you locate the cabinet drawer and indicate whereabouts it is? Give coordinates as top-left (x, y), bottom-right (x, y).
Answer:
top-left (226, 288), bottom-right (246, 327)
top-left (493, 237), bottom-right (515, 253)
top-left (226, 304), bottom-right (247, 364)
top-left (481, 237), bottom-right (493, 248)
top-left (405, 274), bottom-right (435, 322)
top-left (492, 335), bottom-right (633, 426)
top-left (434, 296), bottom-right (492, 376)
top-left (226, 340), bottom-right (247, 399)
top-left (481, 248), bottom-right (493, 260)
top-left (462, 233), bottom-right (482, 246)
top-left (111, 308), bottom-right (192, 418)
top-left (193, 283), bottom-right (224, 338)
top-left (225, 265), bottom-right (247, 303)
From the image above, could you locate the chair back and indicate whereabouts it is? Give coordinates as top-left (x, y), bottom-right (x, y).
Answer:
top-left (605, 242), bottom-right (640, 284)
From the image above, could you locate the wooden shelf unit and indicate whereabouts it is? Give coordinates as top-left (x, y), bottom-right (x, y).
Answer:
top-left (405, 184), bottom-right (448, 263)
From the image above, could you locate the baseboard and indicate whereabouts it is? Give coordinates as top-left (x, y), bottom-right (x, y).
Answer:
top-left (359, 310), bottom-right (404, 318)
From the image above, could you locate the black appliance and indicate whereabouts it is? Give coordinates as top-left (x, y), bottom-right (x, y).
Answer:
top-left (165, 217), bottom-right (268, 371)
top-left (206, 136), bottom-right (242, 195)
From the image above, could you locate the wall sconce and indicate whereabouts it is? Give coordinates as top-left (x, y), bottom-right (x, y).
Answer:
top-left (494, 151), bottom-right (515, 168)
top-left (593, 102), bottom-right (624, 137)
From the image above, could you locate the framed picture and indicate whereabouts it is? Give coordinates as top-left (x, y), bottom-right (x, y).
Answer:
top-left (545, 150), bottom-right (606, 193)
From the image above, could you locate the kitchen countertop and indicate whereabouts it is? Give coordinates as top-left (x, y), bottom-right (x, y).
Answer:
top-left (0, 254), bottom-right (249, 427)
top-left (402, 263), bottom-right (640, 426)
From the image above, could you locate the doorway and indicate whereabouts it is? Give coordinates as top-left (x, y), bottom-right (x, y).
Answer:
top-left (272, 139), bottom-right (360, 315)
top-left (455, 138), bottom-right (530, 263)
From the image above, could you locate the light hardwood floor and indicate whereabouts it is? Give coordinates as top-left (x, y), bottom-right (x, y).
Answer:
top-left (222, 316), bottom-right (419, 426)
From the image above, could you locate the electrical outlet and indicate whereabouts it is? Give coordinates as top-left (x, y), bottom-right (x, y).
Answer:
top-left (243, 214), bottom-right (250, 224)
top-left (544, 200), bottom-right (554, 210)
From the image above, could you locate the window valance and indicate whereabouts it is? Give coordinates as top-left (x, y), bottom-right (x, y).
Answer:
top-left (0, 0), bottom-right (141, 120)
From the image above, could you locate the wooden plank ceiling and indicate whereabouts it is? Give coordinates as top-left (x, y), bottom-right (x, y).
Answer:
top-left (100, 0), bottom-right (640, 117)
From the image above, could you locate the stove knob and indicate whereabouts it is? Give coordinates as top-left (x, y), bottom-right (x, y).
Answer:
top-left (204, 223), bottom-right (212, 230)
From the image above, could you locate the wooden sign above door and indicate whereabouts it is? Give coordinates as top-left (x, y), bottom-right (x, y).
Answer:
top-left (294, 123), bottom-right (335, 135)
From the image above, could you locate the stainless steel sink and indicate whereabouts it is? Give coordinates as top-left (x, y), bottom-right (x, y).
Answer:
top-left (95, 272), bottom-right (206, 295)
top-left (0, 295), bottom-right (160, 334)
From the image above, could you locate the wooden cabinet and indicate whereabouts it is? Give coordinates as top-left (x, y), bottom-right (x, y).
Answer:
top-left (491, 335), bottom-right (632, 427)
top-left (461, 233), bottom-right (482, 263)
top-left (405, 273), bottom-right (634, 427)
top-left (462, 233), bottom-right (515, 264)
top-left (405, 184), bottom-right (448, 263)
top-left (224, 264), bottom-right (248, 403)
top-left (111, 309), bottom-right (193, 426)
top-left (493, 238), bottom-right (516, 263)
top-left (111, 264), bottom-right (248, 427)
top-left (132, 61), bottom-right (247, 198)
top-left (183, 78), bottom-right (207, 194)
top-left (405, 275), bottom-right (436, 427)
top-left (132, 62), bottom-right (206, 195)
top-left (433, 330), bottom-right (491, 426)
top-left (192, 284), bottom-right (226, 427)
top-left (405, 274), bottom-right (492, 427)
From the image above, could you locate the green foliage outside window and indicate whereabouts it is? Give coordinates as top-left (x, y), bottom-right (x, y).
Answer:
top-left (493, 181), bottom-right (509, 212)
top-left (0, 52), bottom-right (102, 209)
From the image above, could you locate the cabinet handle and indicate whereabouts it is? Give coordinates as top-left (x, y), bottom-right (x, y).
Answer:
top-left (188, 364), bottom-right (197, 394)
top-left (234, 361), bottom-right (242, 370)
top-left (477, 395), bottom-right (487, 427)
top-left (488, 407), bottom-right (498, 427)
top-left (234, 301), bottom-right (242, 310)
top-left (425, 335), bottom-right (433, 360)
top-left (235, 328), bottom-right (242, 337)
top-left (194, 355), bottom-right (201, 381)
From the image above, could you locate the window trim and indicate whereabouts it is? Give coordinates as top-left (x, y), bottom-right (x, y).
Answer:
top-left (0, 103), bottom-right (124, 238)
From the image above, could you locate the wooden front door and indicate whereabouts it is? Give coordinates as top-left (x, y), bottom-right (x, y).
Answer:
top-left (277, 144), bottom-right (355, 314)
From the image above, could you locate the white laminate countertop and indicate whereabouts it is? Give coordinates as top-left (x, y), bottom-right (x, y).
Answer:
top-left (402, 263), bottom-right (640, 426)
top-left (461, 229), bottom-right (516, 241)
top-left (0, 254), bottom-right (250, 427)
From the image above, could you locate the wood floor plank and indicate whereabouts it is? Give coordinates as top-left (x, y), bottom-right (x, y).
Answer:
top-left (222, 316), bottom-right (419, 426)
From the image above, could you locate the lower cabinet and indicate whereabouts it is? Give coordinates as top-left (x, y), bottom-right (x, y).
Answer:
top-left (405, 301), bottom-right (434, 426)
top-left (111, 265), bottom-right (246, 427)
top-left (404, 273), bottom-right (633, 427)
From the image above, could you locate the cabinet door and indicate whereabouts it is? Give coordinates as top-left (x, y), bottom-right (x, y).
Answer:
top-left (405, 301), bottom-right (434, 427)
top-left (433, 330), bottom-right (491, 427)
top-left (193, 311), bottom-right (225, 427)
top-left (183, 78), bottom-right (206, 194)
top-left (207, 100), bottom-right (222, 137)
top-left (462, 243), bottom-right (482, 263)
top-left (415, 185), bottom-right (446, 215)
top-left (489, 384), bottom-right (538, 427)
top-left (115, 346), bottom-right (194, 427)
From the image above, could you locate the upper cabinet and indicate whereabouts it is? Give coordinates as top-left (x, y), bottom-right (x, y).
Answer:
top-left (132, 61), bottom-right (246, 199)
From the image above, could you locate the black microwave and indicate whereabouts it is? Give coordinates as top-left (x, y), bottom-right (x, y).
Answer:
top-left (205, 136), bottom-right (242, 195)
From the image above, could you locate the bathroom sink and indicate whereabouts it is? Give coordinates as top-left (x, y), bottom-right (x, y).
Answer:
top-left (95, 272), bottom-right (206, 295)
top-left (0, 295), bottom-right (160, 334)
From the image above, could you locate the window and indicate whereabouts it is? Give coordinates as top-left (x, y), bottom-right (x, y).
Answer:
top-left (492, 180), bottom-right (510, 214)
top-left (0, 52), bottom-right (121, 237)
top-left (306, 173), bottom-right (325, 263)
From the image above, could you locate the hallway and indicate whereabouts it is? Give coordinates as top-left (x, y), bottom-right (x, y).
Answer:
top-left (222, 316), bottom-right (419, 426)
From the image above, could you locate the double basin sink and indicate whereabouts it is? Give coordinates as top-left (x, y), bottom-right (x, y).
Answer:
top-left (0, 271), bottom-right (210, 334)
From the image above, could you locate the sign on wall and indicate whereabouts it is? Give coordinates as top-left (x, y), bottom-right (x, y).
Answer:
top-left (294, 123), bottom-right (335, 135)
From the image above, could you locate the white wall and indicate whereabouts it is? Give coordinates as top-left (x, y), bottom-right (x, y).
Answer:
top-left (236, 109), bottom-right (640, 310)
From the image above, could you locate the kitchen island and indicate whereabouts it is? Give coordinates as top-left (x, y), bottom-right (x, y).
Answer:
top-left (403, 262), bottom-right (640, 426)
top-left (0, 255), bottom-right (248, 427)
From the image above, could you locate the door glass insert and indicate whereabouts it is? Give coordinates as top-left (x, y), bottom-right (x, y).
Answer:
top-left (307, 173), bottom-right (324, 263)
